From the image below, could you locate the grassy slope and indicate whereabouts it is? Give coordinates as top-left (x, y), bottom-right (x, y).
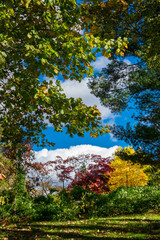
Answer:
top-left (0, 213), bottom-right (160, 239)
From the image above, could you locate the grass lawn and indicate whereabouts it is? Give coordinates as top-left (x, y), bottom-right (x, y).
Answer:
top-left (0, 213), bottom-right (160, 239)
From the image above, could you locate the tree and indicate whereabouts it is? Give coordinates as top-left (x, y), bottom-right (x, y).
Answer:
top-left (25, 160), bottom-right (57, 196)
top-left (144, 165), bottom-right (160, 187)
top-left (0, 139), bottom-right (56, 197)
top-left (46, 154), bottom-right (91, 188)
top-left (52, 156), bottom-right (74, 189)
top-left (82, 0), bottom-right (160, 68)
top-left (1, 0), bottom-right (133, 152)
top-left (88, 60), bottom-right (160, 164)
top-left (108, 147), bottom-right (148, 191)
top-left (69, 155), bottom-right (112, 194)
top-left (0, 0), bottom-right (114, 178)
top-left (87, 0), bottom-right (160, 164)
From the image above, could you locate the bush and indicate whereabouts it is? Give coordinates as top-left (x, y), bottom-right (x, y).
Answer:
top-left (77, 191), bottom-right (99, 217)
top-left (56, 186), bottom-right (160, 219)
top-left (70, 186), bottom-right (86, 200)
top-left (33, 202), bottom-right (61, 221)
top-left (58, 189), bottom-right (71, 203)
top-left (1, 185), bottom-right (160, 222)
top-left (33, 194), bottom-right (62, 221)
top-left (0, 196), bottom-right (34, 222)
top-left (95, 186), bottom-right (160, 216)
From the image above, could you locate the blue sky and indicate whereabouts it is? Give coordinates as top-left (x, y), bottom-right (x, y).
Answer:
top-left (33, 55), bottom-right (135, 162)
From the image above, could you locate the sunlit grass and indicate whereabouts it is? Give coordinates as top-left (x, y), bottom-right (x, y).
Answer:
top-left (0, 213), bottom-right (160, 239)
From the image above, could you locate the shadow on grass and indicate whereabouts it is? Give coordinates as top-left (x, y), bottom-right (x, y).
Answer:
top-left (0, 217), bottom-right (160, 240)
top-left (0, 228), bottom-right (45, 240)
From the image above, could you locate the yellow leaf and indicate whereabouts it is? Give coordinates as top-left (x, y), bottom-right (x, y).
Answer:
top-left (93, 109), bottom-right (101, 115)
top-left (85, 63), bottom-right (90, 68)
top-left (10, 9), bottom-right (14, 14)
top-left (27, 33), bottom-right (32, 38)
top-left (25, 0), bottom-right (32, 8)
top-left (120, 51), bottom-right (124, 56)
top-left (90, 132), bottom-right (99, 138)
top-left (108, 147), bottom-right (148, 191)
top-left (36, 0), bottom-right (41, 5)
top-left (115, 48), bottom-right (120, 55)
top-left (103, 52), bottom-right (111, 58)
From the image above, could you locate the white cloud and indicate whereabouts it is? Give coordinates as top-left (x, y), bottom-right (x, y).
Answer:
top-left (105, 119), bottom-right (118, 142)
top-left (57, 57), bottom-right (113, 120)
top-left (35, 145), bottom-right (119, 163)
top-left (43, 75), bottom-right (112, 120)
top-left (60, 77), bottom-right (112, 120)
top-left (91, 56), bottom-right (110, 71)
top-left (124, 58), bottom-right (131, 65)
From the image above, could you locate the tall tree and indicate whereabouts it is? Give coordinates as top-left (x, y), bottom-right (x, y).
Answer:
top-left (88, 61), bottom-right (160, 164)
top-left (82, 0), bottom-right (160, 68)
top-left (87, 0), bottom-right (160, 164)
top-left (0, 0), bottom-right (112, 167)
top-left (53, 156), bottom-right (74, 189)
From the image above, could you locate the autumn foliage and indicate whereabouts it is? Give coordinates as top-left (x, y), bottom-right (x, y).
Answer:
top-left (65, 149), bottom-right (149, 194)
top-left (69, 155), bottom-right (112, 194)
top-left (108, 147), bottom-right (148, 190)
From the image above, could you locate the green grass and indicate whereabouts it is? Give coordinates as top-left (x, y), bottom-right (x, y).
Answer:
top-left (0, 213), bottom-right (160, 239)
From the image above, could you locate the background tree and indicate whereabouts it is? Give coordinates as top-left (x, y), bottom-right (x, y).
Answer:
top-left (69, 155), bottom-right (112, 194)
top-left (52, 156), bottom-right (74, 189)
top-left (46, 154), bottom-right (92, 189)
top-left (82, 0), bottom-right (160, 68)
top-left (144, 165), bottom-right (160, 187)
top-left (108, 147), bottom-right (148, 191)
top-left (25, 158), bottom-right (52, 196)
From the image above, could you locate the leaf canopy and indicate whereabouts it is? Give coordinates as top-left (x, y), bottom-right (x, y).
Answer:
top-left (87, 0), bottom-right (160, 164)
top-left (0, 0), bottom-right (111, 153)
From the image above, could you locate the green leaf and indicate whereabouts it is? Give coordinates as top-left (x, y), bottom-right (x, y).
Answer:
top-left (60, 109), bottom-right (64, 114)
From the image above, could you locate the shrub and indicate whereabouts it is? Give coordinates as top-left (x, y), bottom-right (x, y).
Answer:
top-left (33, 194), bottom-right (62, 221)
top-left (1, 185), bottom-right (160, 221)
top-left (0, 187), bottom-right (35, 222)
top-left (95, 186), bottom-right (160, 217)
top-left (70, 185), bottom-right (86, 200)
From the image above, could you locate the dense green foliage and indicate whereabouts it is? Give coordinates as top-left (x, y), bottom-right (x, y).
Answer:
top-left (84, 0), bottom-right (160, 68)
top-left (1, 186), bottom-right (160, 222)
top-left (0, 0), bottom-right (111, 166)
top-left (87, 0), bottom-right (160, 164)
top-left (89, 61), bottom-right (160, 164)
